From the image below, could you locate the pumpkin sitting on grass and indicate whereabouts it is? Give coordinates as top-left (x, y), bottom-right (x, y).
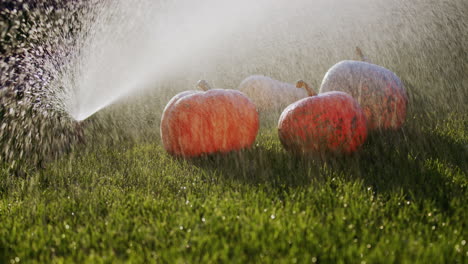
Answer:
top-left (160, 80), bottom-right (259, 158)
top-left (319, 47), bottom-right (408, 131)
top-left (278, 80), bottom-right (368, 156)
top-left (237, 75), bottom-right (308, 112)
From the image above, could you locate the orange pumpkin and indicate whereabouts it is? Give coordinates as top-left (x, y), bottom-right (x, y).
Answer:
top-left (278, 81), bottom-right (368, 155)
top-left (319, 48), bottom-right (408, 130)
top-left (160, 80), bottom-right (259, 157)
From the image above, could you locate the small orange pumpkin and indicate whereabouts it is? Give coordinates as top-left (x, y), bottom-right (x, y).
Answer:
top-left (319, 48), bottom-right (408, 131)
top-left (160, 80), bottom-right (259, 157)
top-left (278, 80), bottom-right (368, 155)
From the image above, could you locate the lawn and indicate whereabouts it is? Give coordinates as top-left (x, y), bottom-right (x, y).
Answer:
top-left (1, 0), bottom-right (467, 263)
top-left (1, 107), bottom-right (467, 263)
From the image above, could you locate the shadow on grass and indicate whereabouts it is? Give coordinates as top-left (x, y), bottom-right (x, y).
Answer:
top-left (319, 123), bottom-right (467, 211)
top-left (188, 120), bottom-right (467, 211)
top-left (189, 144), bottom-right (322, 188)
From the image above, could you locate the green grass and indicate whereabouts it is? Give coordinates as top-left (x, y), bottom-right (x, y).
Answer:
top-left (1, 1), bottom-right (467, 262)
top-left (0, 112), bottom-right (467, 263)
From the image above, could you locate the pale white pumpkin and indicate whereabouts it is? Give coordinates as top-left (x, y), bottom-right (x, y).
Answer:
top-left (237, 75), bottom-right (308, 111)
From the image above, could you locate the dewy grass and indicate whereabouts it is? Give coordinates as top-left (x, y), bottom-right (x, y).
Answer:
top-left (0, 113), bottom-right (467, 263)
top-left (1, 0), bottom-right (467, 263)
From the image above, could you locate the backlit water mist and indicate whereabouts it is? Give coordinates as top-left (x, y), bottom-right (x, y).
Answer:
top-left (1, 0), bottom-right (466, 171)
top-left (62, 0), bottom-right (277, 120)
top-left (59, 0), bottom-right (419, 121)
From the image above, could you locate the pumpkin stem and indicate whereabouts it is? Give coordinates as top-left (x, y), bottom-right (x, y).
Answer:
top-left (296, 80), bottom-right (317, 97)
top-left (355, 46), bottom-right (371, 63)
top-left (196, 80), bottom-right (211, 91)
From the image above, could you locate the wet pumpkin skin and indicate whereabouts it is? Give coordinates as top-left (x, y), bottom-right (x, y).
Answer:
top-left (161, 83), bottom-right (259, 157)
top-left (278, 87), bottom-right (367, 155)
top-left (238, 75), bottom-right (308, 111)
top-left (320, 60), bottom-right (408, 131)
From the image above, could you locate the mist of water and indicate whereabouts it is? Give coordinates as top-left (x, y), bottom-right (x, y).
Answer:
top-left (61, 0), bottom-right (267, 120)
top-left (59, 0), bottom-right (404, 121)
top-left (2, 0), bottom-right (466, 171)
top-left (49, 0), bottom-right (468, 123)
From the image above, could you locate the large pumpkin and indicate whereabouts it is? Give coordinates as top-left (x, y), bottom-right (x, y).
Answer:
top-left (319, 48), bottom-right (408, 130)
top-left (161, 80), bottom-right (259, 157)
top-left (278, 81), bottom-right (368, 155)
top-left (238, 75), bottom-right (308, 111)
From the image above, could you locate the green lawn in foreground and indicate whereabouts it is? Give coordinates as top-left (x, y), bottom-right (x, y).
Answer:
top-left (0, 112), bottom-right (467, 263)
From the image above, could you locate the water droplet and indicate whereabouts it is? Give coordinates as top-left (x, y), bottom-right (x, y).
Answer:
top-left (201, 217), bottom-right (206, 223)
top-left (270, 214), bottom-right (276, 219)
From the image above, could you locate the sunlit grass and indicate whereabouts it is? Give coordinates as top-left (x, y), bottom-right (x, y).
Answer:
top-left (1, 0), bottom-right (467, 263)
top-left (0, 112), bottom-right (467, 263)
